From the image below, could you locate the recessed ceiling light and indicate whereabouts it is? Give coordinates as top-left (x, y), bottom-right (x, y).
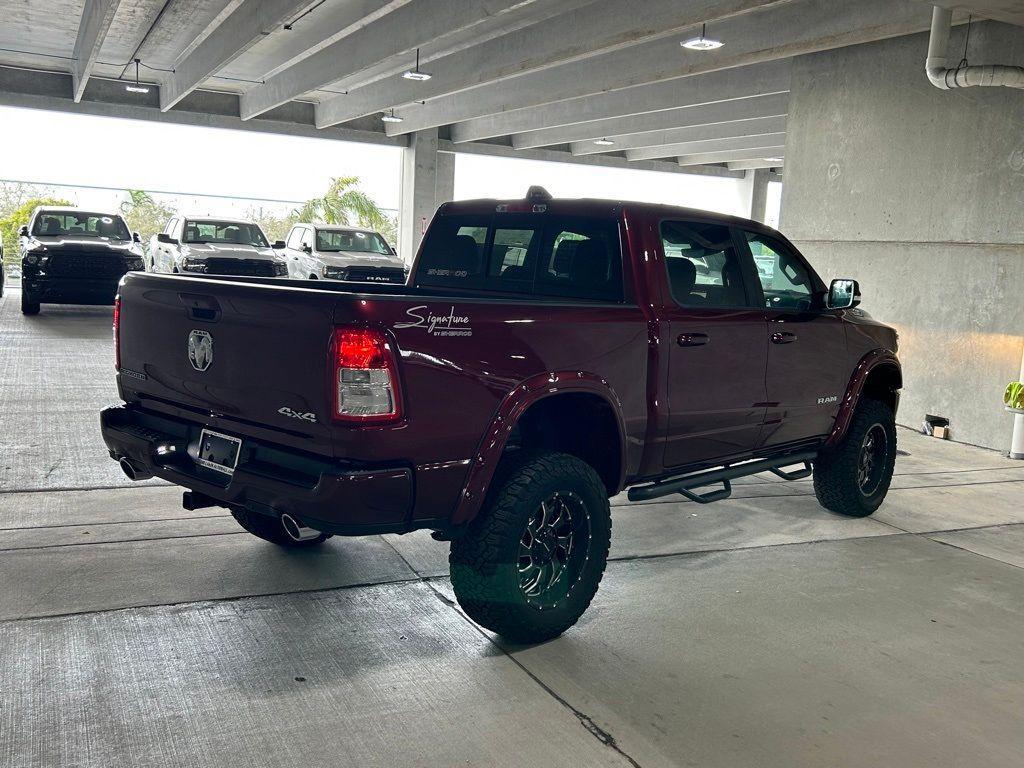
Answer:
top-left (764, 157), bottom-right (784, 163)
top-left (594, 138), bottom-right (615, 146)
top-left (401, 48), bottom-right (432, 81)
top-left (681, 23), bottom-right (724, 51)
top-left (381, 109), bottom-right (403, 123)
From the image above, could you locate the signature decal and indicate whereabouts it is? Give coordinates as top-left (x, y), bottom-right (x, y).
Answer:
top-left (278, 407), bottom-right (317, 423)
top-left (394, 305), bottom-right (472, 337)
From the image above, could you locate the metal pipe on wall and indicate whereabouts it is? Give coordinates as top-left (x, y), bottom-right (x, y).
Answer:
top-left (925, 6), bottom-right (1024, 90)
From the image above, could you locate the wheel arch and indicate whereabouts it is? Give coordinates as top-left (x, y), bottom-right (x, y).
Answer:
top-left (826, 349), bottom-right (902, 447)
top-left (451, 372), bottom-right (627, 526)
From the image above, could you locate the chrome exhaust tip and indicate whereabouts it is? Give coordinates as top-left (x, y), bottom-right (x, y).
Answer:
top-left (280, 513), bottom-right (321, 542)
top-left (119, 457), bottom-right (153, 481)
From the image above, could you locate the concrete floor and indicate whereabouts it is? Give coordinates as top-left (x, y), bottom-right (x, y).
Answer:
top-left (2, 287), bottom-right (1024, 768)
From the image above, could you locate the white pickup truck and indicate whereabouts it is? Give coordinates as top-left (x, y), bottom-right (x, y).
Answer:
top-left (278, 223), bottom-right (406, 283)
top-left (149, 216), bottom-right (288, 277)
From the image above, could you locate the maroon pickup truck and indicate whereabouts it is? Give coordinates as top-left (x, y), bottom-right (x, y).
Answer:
top-left (101, 187), bottom-right (901, 642)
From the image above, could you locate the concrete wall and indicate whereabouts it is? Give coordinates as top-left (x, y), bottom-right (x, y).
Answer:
top-left (782, 22), bottom-right (1024, 451)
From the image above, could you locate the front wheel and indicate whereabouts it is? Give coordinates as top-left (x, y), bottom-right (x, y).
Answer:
top-left (813, 398), bottom-right (897, 517)
top-left (21, 292), bottom-right (40, 315)
top-left (450, 451), bottom-right (611, 644)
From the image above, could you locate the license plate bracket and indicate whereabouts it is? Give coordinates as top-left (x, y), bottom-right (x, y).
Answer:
top-left (196, 429), bottom-right (242, 475)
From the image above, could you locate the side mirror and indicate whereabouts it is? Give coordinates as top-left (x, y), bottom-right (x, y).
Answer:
top-left (828, 278), bottom-right (861, 309)
top-left (272, 240), bottom-right (286, 249)
top-left (18, 226), bottom-right (29, 237)
top-left (157, 233), bottom-right (179, 245)
top-left (132, 232), bottom-right (142, 243)
top-left (301, 244), bottom-right (312, 254)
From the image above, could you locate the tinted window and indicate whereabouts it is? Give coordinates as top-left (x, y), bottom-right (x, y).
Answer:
top-left (745, 232), bottom-right (814, 310)
top-left (661, 221), bottom-right (752, 308)
top-left (316, 229), bottom-right (392, 255)
top-left (416, 214), bottom-right (622, 302)
top-left (184, 220), bottom-right (268, 247)
top-left (33, 211), bottom-right (130, 240)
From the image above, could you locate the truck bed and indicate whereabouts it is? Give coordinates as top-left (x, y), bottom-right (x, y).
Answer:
top-left (113, 271), bottom-right (650, 528)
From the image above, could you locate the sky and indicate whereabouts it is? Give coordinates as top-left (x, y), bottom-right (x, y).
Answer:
top-left (0, 105), bottom-right (777, 224)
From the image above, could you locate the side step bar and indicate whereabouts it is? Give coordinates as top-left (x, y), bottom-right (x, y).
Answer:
top-left (627, 451), bottom-right (817, 504)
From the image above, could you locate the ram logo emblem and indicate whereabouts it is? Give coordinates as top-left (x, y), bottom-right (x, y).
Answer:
top-left (187, 330), bottom-right (214, 372)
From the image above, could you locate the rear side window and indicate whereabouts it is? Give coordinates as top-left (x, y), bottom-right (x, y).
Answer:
top-left (416, 214), bottom-right (623, 302)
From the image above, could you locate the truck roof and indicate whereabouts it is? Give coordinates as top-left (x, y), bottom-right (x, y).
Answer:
top-left (179, 215), bottom-right (257, 225)
top-left (33, 206), bottom-right (123, 216)
top-left (300, 222), bottom-right (382, 234)
top-left (436, 188), bottom-right (781, 237)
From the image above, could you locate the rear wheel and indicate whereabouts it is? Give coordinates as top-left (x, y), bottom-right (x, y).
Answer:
top-left (813, 398), bottom-right (896, 517)
top-left (230, 508), bottom-right (331, 548)
top-left (20, 292), bottom-right (39, 315)
top-left (450, 451), bottom-right (611, 643)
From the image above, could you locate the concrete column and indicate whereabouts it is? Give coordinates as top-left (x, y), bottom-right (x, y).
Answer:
top-left (779, 22), bottom-right (1024, 451)
top-left (436, 150), bottom-right (456, 207)
top-left (399, 128), bottom-right (440, 264)
top-left (740, 168), bottom-right (770, 222)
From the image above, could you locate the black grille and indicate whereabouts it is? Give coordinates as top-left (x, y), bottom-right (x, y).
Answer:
top-left (204, 258), bottom-right (277, 277)
top-left (47, 252), bottom-right (129, 279)
top-left (344, 267), bottom-right (405, 283)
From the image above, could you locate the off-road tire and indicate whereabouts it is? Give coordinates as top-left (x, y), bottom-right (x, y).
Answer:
top-left (230, 508), bottom-right (331, 547)
top-left (20, 292), bottom-right (39, 315)
top-left (813, 398), bottom-right (897, 517)
top-left (450, 451), bottom-right (612, 644)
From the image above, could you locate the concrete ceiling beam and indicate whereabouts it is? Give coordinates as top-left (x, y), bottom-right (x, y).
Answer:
top-left (315, 0), bottom-right (788, 128)
top-left (161, 0), bottom-right (318, 111)
top-left (240, 0), bottom-right (536, 120)
top-left (677, 147), bottom-right (786, 166)
top-left (450, 60), bottom-right (792, 144)
top-left (72, 0), bottom-right (123, 102)
top-left (510, 91), bottom-right (789, 150)
top-left (571, 114), bottom-right (787, 156)
top-left (389, 0), bottom-right (935, 136)
top-left (626, 132), bottom-right (788, 161)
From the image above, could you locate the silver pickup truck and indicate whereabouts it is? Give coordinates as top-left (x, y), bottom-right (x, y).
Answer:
top-left (149, 216), bottom-right (289, 278)
top-left (278, 223), bottom-right (406, 283)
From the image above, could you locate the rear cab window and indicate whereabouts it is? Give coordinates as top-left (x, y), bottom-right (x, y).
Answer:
top-left (415, 213), bottom-right (624, 302)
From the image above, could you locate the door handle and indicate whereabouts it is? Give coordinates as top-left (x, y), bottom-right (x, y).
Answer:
top-left (677, 333), bottom-right (710, 347)
top-left (771, 331), bottom-right (798, 344)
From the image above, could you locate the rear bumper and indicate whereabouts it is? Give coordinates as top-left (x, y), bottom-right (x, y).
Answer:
top-left (100, 404), bottom-right (427, 535)
top-left (22, 276), bottom-right (122, 304)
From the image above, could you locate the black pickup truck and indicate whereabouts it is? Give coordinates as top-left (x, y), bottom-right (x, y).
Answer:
top-left (18, 207), bottom-right (145, 315)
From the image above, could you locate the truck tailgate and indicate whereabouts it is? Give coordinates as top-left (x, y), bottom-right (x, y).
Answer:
top-left (117, 274), bottom-right (341, 453)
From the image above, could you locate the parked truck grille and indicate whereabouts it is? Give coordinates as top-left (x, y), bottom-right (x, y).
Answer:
top-left (47, 253), bottom-right (130, 279)
top-left (204, 258), bottom-right (277, 277)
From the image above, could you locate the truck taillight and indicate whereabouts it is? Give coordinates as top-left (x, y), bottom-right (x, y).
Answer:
top-left (113, 295), bottom-right (121, 371)
top-left (330, 327), bottom-right (402, 423)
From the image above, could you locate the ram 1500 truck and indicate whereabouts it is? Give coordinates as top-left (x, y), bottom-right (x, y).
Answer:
top-left (149, 216), bottom-right (289, 277)
top-left (280, 222), bottom-right (406, 283)
top-left (19, 207), bottom-right (145, 315)
top-left (101, 188), bottom-right (901, 643)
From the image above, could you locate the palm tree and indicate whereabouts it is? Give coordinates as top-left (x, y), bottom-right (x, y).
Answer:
top-left (293, 176), bottom-right (391, 233)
